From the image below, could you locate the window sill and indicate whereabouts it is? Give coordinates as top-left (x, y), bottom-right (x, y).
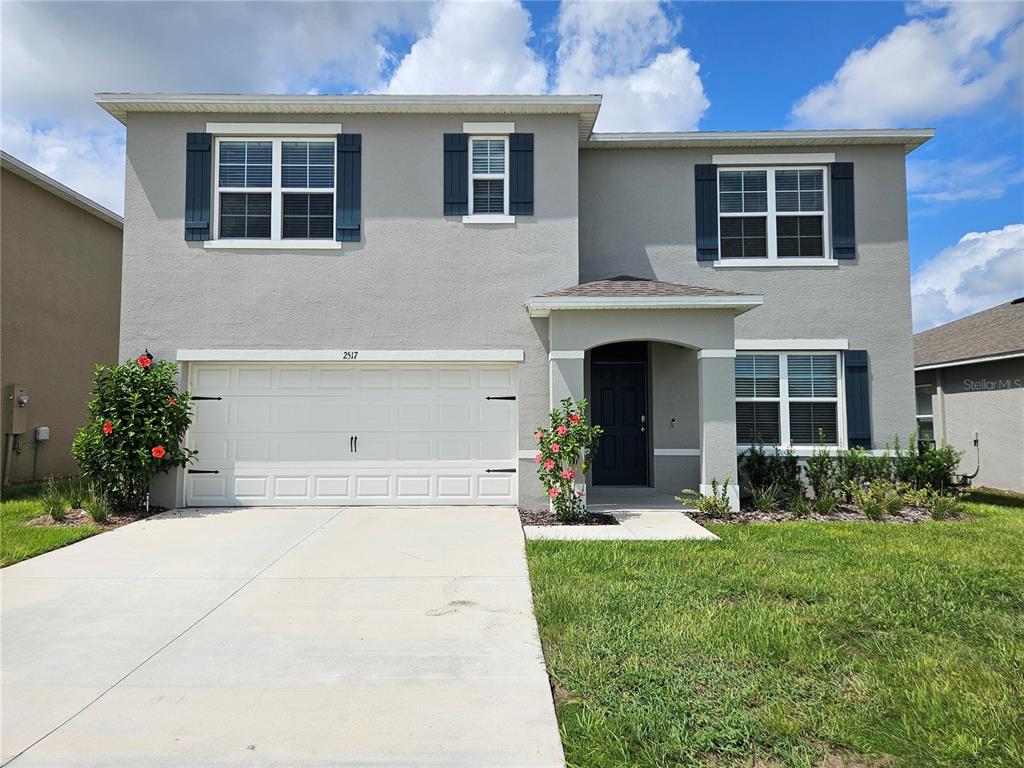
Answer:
top-left (714, 258), bottom-right (837, 268)
top-left (203, 240), bottom-right (343, 250)
top-left (462, 214), bottom-right (515, 225)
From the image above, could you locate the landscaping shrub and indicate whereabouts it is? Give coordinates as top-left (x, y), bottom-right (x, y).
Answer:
top-left (811, 488), bottom-right (840, 515)
top-left (740, 443), bottom-right (801, 498)
top-left (678, 475), bottom-right (733, 517)
top-left (789, 492), bottom-right (814, 518)
top-left (835, 447), bottom-right (891, 499)
top-left (41, 478), bottom-right (67, 522)
top-left (534, 397), bottom-right (602, 522)
top-left (849, 479), bottom-right (903, 521)
top-left (805, 443), bottom-right (837, 499)
top-left (72, 354), bottom-right (196, 513)
top-left (751, 484), bottom-right (780, 513)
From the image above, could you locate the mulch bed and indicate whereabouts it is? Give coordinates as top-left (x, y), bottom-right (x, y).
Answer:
top-left (519, 508), bottom-right (620, 526)
top-left (691, 504), bottom-right (969, 525)
top-left (27, 507), bottom-right (165, 530)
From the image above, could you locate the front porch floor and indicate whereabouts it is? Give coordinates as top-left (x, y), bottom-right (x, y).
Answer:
top-left (524, 490), bottom-right (718, 541)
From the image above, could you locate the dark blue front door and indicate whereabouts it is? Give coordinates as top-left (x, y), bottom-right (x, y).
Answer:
top-left (592, 358), bottom-right (648, 486)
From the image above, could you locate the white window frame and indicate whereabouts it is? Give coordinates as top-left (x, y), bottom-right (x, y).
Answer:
top-left (736, 351), bottom-right (847, 451)
top-left (716, 166), bottom-right (832, 265)
top-left (465, 135), bottom-right (513, 224)
top-left (209, 136), bottom-right (341, 250)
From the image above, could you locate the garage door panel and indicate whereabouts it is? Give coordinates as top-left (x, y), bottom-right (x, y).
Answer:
top-left (185, 362), bottom-right (517, 506)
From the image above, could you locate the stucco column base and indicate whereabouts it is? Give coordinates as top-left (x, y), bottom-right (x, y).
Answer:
top-left (698, 354), bottom-right (740, 512)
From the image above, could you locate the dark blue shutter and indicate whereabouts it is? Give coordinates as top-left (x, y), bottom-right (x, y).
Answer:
top-left (844, 350), bottom-right (872, 448)
top-left (831, 162), bottom-right (856, 260)
top-left (443, 133), bottom-right (468, 215)
top-left (336, 134), bottom-right (361, 242)
top-left (185, 132), bottom-right (212, 241)
top-left (509, 133), bottom-right (534, 215)
top-left (694, 164), bottom-right (718, 261)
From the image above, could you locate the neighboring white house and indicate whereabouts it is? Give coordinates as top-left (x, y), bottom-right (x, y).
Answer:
top-left (96, 92), bottom-right (932, 510)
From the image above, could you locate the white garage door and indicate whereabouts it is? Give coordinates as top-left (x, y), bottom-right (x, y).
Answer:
top-left (184, 362), bottom-right (518, 506)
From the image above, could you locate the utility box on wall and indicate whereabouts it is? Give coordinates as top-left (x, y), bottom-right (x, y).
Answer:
top-left (5, 384), bottom-right (30, 435)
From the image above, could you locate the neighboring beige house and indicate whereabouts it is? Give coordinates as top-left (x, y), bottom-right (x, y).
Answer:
top-left (915, 298), bottom-right (1024, 493)
top-left (1, 151), bottom-right (123, 484)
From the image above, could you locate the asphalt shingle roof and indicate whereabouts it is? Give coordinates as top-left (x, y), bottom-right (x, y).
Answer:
top-left (536, 275), bottom-right (752, 299)
top-left (913, 298), bottom-right (1024, 368)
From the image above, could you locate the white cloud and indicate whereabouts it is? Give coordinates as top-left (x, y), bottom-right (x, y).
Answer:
top-left (384, 0), bottom-right (547, 94)
top-left (907, 155), bottom-right (1024, 204)
top-left (911, 224), bottom-right (1024, 330)
top-left (553, 0), bottom-right (708, 131)
top-left (791, 1), bottom-right (1024, 128)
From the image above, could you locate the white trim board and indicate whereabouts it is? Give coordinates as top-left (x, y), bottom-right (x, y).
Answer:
top-left (463, 121), bottom-right (514, 134)
top-left (915, 350), bottom-right (1024, 371)
top-left (737, 339), bottom-right (849, 351)
top-left (518, 449), bottom-right (540, 460)
top-left (696, 349), bottom-right (736, 359)
top-left (177, 349), bottom-right (526, 362)
top-left (206, 122), bottom-right (342, 135)
top-left (714, 258), bottom-right (838, 269)
top-left (549, 351), bottom-right (585, 360)
top-left (654, 448), bottom-right (700, 457)
top-left (713, 152), bottom-right (835, 165)
top-left (526, 294), bottom-right (764, 317)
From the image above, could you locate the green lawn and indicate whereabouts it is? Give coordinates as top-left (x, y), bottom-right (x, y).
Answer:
top-left (527, 491), bottom-right (1024, 768)
top-left (1, 481), bottom-right (100, 567)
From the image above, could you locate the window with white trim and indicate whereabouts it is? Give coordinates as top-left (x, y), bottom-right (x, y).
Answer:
top-left (736, 352), bottom-right (842, 447)
top-left (215, 137), bottom-right (335, 241)
top-left (916, 383), bottom-right (936, 447)
top-left (469, 137), bottom-right (508, 215)
top-left (719, 167), bottom-right (828, 260)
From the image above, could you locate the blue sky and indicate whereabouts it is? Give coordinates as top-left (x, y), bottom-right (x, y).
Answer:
top-left (2, 1), bottom-right (1021, 329)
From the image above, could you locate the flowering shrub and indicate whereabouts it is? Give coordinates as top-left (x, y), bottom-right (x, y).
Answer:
top-left (72, 353), bottom-right (197, 512)
top-left (534, 397), bottom-right (602, 522)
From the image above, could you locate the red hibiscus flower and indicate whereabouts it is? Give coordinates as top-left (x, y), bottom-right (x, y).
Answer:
top-left (560, 469), bottom-right (576, 480)
top-left (544, 458), bottom-right (555, 471)
top-left (534, 430), bottom-right (544, 441)
top-left (556, 424), bottom-right (568, 436)
top-left (534, 453), bottom-right (542, 463)
top-left (137, 354), bottom-right (152, 368)
top-left (102, 420), bottom-right (113, 435)
top-left (569, 414), bottom-right (581, 424)
top-left (151, 445), bottom-right (166, 459)
top-left (548, 487), bottom-right (560, 498)
top-left (167, 395), bottom-right (177, 405)
top-left (550, 442), bottom-right (560, 454)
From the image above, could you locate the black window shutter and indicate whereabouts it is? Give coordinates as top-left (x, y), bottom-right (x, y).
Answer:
top-left (831, 162), bottom-right (856, 259)
top-left (336, 133), bottom-right (361, 242)
top-left (443, 133), bottom-right (468, 215)
top-left (185, 132), bottom-right (212, 241)
top-left (509, 133), bottom-right (534, 215)
top-left (694, 164), bottom-right (718, 261)
top-left (844, 350), bottom-right (872, 448)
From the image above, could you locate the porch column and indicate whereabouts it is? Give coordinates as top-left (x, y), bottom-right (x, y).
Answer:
top-left (697, 349), bottom-right (740, 511)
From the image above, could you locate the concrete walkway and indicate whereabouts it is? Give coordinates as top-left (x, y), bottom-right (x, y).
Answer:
top-left (1, 507), bottom-right (563, 767)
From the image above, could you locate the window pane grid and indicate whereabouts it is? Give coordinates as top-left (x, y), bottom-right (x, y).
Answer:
top-left (282, 193), bottom-right (333, 239)
top-left (282, 141), bottom-right (334, 189)
top-left (469, 137), bottom-right (507, 214)
top-left (218, 141), bottom-right (271, 188)
top-left (219, 192), bottom-right (271, 239)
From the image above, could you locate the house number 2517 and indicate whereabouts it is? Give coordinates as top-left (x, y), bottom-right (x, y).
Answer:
top-left (342, 351), bottom-right (359, 360)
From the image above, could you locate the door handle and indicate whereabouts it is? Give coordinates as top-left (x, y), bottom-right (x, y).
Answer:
top-left (354, 435), bottom-right (358, 453)
top-left (350, 436), bottom-right (354, 453)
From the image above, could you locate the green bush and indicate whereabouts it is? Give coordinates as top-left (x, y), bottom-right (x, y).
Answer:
top-left (72, 354), bottom-right (196, 513)
top-left (740, 443), bottom-right (802, 498)
top-left (678, 476), bottom-right (733, 518)
top-left (751, 484), bottom-right (780, 513)
top-left (41, 478), bottom-right (68, 522)
top-left (789, 492), bottom-right (814, 518)
top-left (805, 444), bottom-right (837, 499)
top-left (849, 479), bottom-right (903, 521)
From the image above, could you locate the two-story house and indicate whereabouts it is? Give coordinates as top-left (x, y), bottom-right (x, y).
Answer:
top-left (96, 93), bottom-right (931, 511)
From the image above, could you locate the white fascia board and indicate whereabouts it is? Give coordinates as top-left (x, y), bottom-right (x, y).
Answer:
top-left (526, 295), bottom-right (764, 318)
top-left (914, 350), bottom-right (1024, 371)
top-left (712, 152), bottom-right (835, 165)
top-left (549, 351), bottom-right (585, 360)
top-left (737, 339), bottom-right (849, 351)
top-left (713, 258), bottom-right (838, 268)
top-left (696, 349), bottom-right (736, 359)
top-left (206, 122), bottom-right (342, 135)
top-left (178, 349), bottom-right (525, 363)
top-left (463, 122), bottom-right (515, 133)
top-left (653, 448), bottom-right (701, 456)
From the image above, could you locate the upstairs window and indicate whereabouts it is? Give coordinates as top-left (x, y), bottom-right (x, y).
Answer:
top-left (469, 137), bottom-right (508, 215)
top-left (736, 352), bottom-right (841, 448)
top-left (215, 137), bottom-right (335, 242)
top-left (719, 167), bottom-right (828, 260)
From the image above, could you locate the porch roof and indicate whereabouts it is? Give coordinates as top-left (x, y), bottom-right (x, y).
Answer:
top-left (526, 276), bottom-right (763, 317)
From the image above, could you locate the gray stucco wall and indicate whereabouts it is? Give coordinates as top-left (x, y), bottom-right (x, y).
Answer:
top-left (918, 359), bottom-right (1024, 493)
top-left (1, 169), bottom-right (123, 482)
top-left (121, 112), bottom-right (580, 507)
top-left (579, 145), bottom-right (917, 450)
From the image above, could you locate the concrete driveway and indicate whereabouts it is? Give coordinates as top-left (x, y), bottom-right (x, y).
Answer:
top-left (1, 507), bottom-right (564, 767)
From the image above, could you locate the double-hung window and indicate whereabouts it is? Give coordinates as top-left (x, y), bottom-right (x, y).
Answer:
top-left (469, 137), bottom-right (508, 215)
top-left (215, 137), bottom-right (335, 243)
top-left (719, 167), bottom-right (828, 260)
top-left (736, 352), bottom-right (842, 448)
